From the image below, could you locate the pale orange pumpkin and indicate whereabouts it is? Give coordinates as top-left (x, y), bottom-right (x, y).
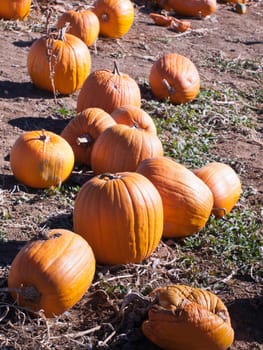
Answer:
top-left (194, 162), bottom-right (242, 218)
top-left (73, 172), bottom-right (163, 264)
top-left (155, 0), bottom-right (217, 17)
top-left (142, 284), bottom-right (234, 350)
top-left (61, 108), bottom-right (116, 166)
top-left (8, 229), bottom-right (96, 317)
top-left (56, 9), bottom-right (100, 46)
top-left (91, 124), bottom-right (164, 174)
top-left (136, 156), bottom-right (213, 237)
top-left (0, 0), bottom-right (32, 20)
top-left (149, 53), bottom-right (200, 104)
top-left (77, 62), bottom-right (141, 114)
top-left (27, 30), bottom-right (91, 95)
top-left (92, 0), bottom-right (134, 38)
top-left (10, 130), bottom-right (74, 188)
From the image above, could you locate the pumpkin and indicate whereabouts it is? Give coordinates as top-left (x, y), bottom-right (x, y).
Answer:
top-left (111, 105), bottom-right (157, 135)
top-left (194, 162), bottom-right (242, 218)
top-left (27, 29), bottom-right (91, 95)
top-left (73, 172), bottom-right (163, 264)
top-left (10, 130), bottom-right (74, 189)
top-left (8, 229), bottom-right (96, 317)
top-left (0, 0), bottom-right (32, 20)
top-left (149, 53), bottom-right (200, 104)
top-left (155, 0), bottom-right (217, 17)
top-left (91, 124), bottom-right (164, 174)
top-left (142, 284), bottom-right (234, 350)
top-left (92, 0), bottom-right (134, 38)
top-left (77, 61), bottom-right (141, 114)
top-left (136, 156), bottom-right (213, 237)
top-left (56, 9), bottom-right (100, 46)
top-left (61, 107), bottom-right (116, 166)
top-left (150, 13), bottom-right (191, 32)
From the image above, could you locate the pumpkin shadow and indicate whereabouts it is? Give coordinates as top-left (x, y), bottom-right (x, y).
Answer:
top-left (12, 39), bottom-right (34, 48)
top-left (8, 116), bottom-right (69, 134)
top-left (0, 240), bottom-right (27, 266)
top-left (0, 80), bottom-right (54, 99)
top-left (227, 296), bottom-right (263, 343)
top-left (39, 213), bottom-right (73, 232)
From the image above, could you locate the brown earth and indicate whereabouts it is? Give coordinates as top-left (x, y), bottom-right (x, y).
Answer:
top-left (0, 1), bottom-right (262, 349)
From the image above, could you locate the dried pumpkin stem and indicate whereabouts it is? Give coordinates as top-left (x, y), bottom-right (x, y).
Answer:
top-left (99, 173), bottom-right (121, 180)
top-left (212, 207), bottom-right (227, 217)
top-left (162, 78), bottom-right (175, 95)
top-left (77, 134), bottom-right (93, 146)
top-left (113, 61), bottom-right (121, 75)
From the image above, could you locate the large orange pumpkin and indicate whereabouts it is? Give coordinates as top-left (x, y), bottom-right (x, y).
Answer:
top-left (27, 31), bottom-right (91, 95)
top-left (56, 9), bottom-right (100, 46)
top-left (92, 0), bottom-right (134, 38)
top-left (0, 0), bottom-right (32, 20)
top-left (91, 124), bottom-right (164, 174)
top-left (155, 0), bottom-right (217, 17)
top-left (194, 162), bottom-right (242, 218)
top-left (149, 53), bottom-right (200, 104)
top-left (73, 172), bottom-right (163, 264)
top-left (136, 156), bottom-right (213, 237)
top-left (10, 130), bottom-right (74, 188)
top-left (142, 284), bottom-right (234, 350)
top-left (77, 62), bottom-right (141, 114)
top-left (8, 229), bottom-right (96, 317)
top-left (61, 108), bottom-right (116, 166)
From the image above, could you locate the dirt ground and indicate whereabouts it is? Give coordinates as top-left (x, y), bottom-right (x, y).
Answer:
top-left (0, 0), bottom-right (262, 349)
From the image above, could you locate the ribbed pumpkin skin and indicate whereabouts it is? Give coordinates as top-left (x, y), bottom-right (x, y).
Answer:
top-left (27, 33), bottom-right (91, 95)
top-left (136, 156), bottom-right (213, 237)
top-left (10, 130), bottom-right (74, 189)
top-left (56, 10), bottom-right (100, 46)
top-left (111, 105), bottom-right (157, 135)
top-left (149, 53), bottom-right (200, 104)
top-left (77, 67), bottom-right (141, 114)
top-left (194, 162), bottom-right (242, 218)
top-left (93, 0), bottom-right (134, 38)
top-left (142, 285), bottom-right (234, 350)
top-left (61, 108), bottom-right (116, 166)
top-left (91, 124), bottom-right (164, 174)
top-left (8, 229), bottom-right (96, 317)
top-left (0, 0), bottom-right (31, 20)
top-left (73, 172), bottom-right (163, 264)
top-left (156, 0), bottom-right (217, 17)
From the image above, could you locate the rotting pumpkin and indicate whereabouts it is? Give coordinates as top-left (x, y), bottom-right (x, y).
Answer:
top-left (8, 229), bottom-right (96, 318)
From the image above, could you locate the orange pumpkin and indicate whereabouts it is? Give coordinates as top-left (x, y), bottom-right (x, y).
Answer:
top-left (0, 0), bottom-right (32, 20)
top-left (73, 172), bottom-right (163, 264)
top-left (10, 130), bottom-right (74, 188)
top-left (77, 62), bottom-right (141, 114)
top-left (136, 156), bottom-right (213, 237)
top-left (92, 0), bottom-right (134, 38)
top-left (61, 108), bottom-right (116, 166)
top-left (56, 9), bottom-right (100, 46)
top-left (142, 284), bottom-right (234, 350)
top-left (149, 53), bottom-right (200, 104)
top-left (111, 105), bottom-right (157, 135)
top-left (27, 31), bottom-right (91, 95)
top-left (91, 124), bottom-right (164, 174)
top-left (194, 162), bottom-right (242, 218)
top-left (8, 229), bottom-right (96, 317)
top-left (155, 0), bottom-right (217, 17)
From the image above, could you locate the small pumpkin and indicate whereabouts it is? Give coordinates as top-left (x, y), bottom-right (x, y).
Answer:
top-left (149, 53), bottom-right (200, 104)
top-left (27, 29), bottom-right (91, 95)
top-left (10, 130), bottom-right (74, 188)
top-left (61, 107), bottom-right (116, 166)
top-left (0, 0), bottom-right (32, 20)
top-left (136, 156), bottom-right (213, 237)
top-left (194, 162), bottom-right (242, 218)
top-left (77, 62), bottom-right (141, 114)
top-left (91, 123), bottom-right (164, 174)
top-left (142, 284), bottom-right (234, 350)
top-left (111, 105), bottom-right (157, 135)
top-left (8, 229), bottom-right (96, 317)
top-left (92, 0), bottom-right (134, 38)
top-left (56, 9), bottom-right (100, 46)
top-left (73, 172), bottom-right (163, 264)
top-left (155, 0), bottom-right (217, 17)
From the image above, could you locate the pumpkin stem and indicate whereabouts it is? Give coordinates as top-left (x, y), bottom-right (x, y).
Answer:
top-left (57, 22), bottom-right (71, 41)
top-left (212, 207), bottom-right (227, 218)
top-left (101, 13), bottom-right (109, 22)
top-left (77, 134), bottom-right (94, 146)
top-left (39, 129), bottom-right (50, 143)
top-left (162, 79), bottom-right (175, 95)
top-left (113, 61), bottom-right (121, 76)
top-left (99, 173), bottom-right (121, 180)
